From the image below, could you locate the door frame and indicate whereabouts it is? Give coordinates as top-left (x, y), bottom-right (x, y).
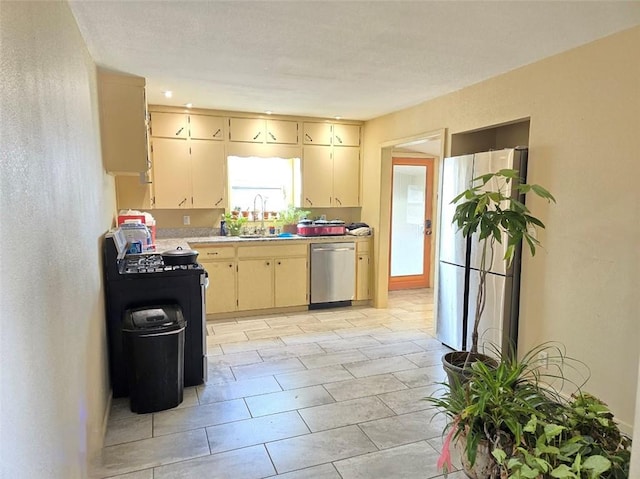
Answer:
top-left (388, 156), bottom-right (435, 290)
top-left (372, 129), bottom-right (446, 308)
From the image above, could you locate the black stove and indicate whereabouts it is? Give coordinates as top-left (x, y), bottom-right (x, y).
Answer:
top-left (103, 230), bottom-right (207, 398)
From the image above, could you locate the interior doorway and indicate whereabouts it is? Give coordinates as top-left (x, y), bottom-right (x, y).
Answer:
top-left (388, 157), bottom-right (435, 290)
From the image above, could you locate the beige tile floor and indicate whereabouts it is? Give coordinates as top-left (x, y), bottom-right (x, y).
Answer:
top-left (92, 289), bottom-right (466, 479)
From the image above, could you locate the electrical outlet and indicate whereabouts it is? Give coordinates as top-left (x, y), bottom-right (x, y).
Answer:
top-left (183, 215), bottom-right (190, 225)
top-left (538, 351), bottom-right (549, 368)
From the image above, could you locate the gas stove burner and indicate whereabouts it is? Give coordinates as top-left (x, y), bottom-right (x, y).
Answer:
top-left (119, 253), bottom-right (203, 274)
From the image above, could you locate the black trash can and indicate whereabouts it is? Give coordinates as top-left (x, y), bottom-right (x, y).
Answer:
top-left (122, 305), bottom-right (186, 413)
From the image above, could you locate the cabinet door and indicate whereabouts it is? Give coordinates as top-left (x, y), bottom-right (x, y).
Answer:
top-left (302, 146), bottom-right (333, 207)
top-left (115, 175), bottom-right (152, 210)
top-left (152, 138), bottom-right (191, 208)
top-left (229, 118), bottom-right (266, 143)
top-left (190, 140), bottom-right (226, 208)
top-left (333, 124), bottom-right (360, 147)
top-left (237, 259), bottom-right (273, 310)
top-left (275, 257), bottom-right (308, 307)
top-left (266, 120), bottom-right (298, 144)
top-left (98, 71), bottom-right (148, 174)
top-left (190, 114), bottom-right (225, 140)
top-left (303, 122), bottom-right (332, 145)
top-left (204, 261), bottom-right (237, 314)
top-left (332, 147), bottom-right (360, 207)
top-left (150, 112), bottom-right (189, 138)
top-left (356, 253), bottom-right (370, 300)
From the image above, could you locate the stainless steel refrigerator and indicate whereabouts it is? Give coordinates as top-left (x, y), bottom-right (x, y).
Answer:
top-left (436, 147), bottom-right (528, 353)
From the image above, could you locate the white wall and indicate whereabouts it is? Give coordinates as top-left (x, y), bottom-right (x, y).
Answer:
top-left (0, 2), bottom-right (115, 477)
top-left (362, 26), bottom-right (640, 429)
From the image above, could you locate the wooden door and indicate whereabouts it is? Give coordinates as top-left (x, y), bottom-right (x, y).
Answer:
top-left (303, 122), bottom-right (332, 145)
top-left (151, 138), bottom-right (191, 208)
top-left (274, 257), bottom-right (308, 307)
top-left (333, 124), bottom-right (360, 146)
top-left (355, 253), bottom-right (370, 300)
top-left (229, 118), bottom-right (265, 143)
top-left (388, 157), bottom-right (435, 290)
top-left (266, 120), bottom-right (298, 144)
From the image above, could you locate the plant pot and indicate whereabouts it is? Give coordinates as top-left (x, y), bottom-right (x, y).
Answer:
top-left (282, 224), bottom-right (298, 234)
top-left (455, 434), bottom-right (500, 479)
top-left (442, 351), bottom-right (496, 387)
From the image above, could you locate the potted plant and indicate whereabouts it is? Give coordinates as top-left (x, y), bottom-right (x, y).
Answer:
top-left (426, 343), bottom-right (631, 479)
top-left (278, 205), bottom-right (310, 234)
top-left (222, 212), bottom-right (247, 236)
top-left (443, 169), bottom-right (556, 382)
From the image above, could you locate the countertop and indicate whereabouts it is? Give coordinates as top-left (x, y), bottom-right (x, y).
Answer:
top-left (155, 234), bottom-right (371, 251)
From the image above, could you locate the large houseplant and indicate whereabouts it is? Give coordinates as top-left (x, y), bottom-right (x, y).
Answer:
top-left (443, 168), bottom-right (555, 380)
top-left (427, 344), bottom-right (631, 479)
top-left (278, 205), bottom-right (310, 234)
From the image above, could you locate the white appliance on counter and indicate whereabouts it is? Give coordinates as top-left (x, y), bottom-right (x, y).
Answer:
top-left (310, 242), bottom-right (356, 305)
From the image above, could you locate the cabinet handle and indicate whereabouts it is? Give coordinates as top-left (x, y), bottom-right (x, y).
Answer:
top-left (335, 135), bottom-right (343, 144)
top-left (335, 197), bottom-right (342, 206)
top-left (215, 197), bottom-right (223, 206)
top-left (305, 197), bottom-right (313, 206)
top-left (253, 131), bottom-right (262, 140)
top-left (305, 133), bottom-right (313, 142)
top-left (266, 261), bottom-right (270, 266)
top-left (213, 128), bottom-right (221, 138)
top-left (268, 132), bottom-right (277, 141)
top-left (178, 198), bottom-right (187, 207)
top-left (176, 127), bottom-right (184, 136)
top-left (228, 263), bottom-right (233, 268)
top-left (277, 261), bottom-right (281, 265)
top-left (206, 252), bottom-right (219, 256)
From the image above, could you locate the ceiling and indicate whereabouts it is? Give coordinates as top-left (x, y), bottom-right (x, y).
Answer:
top-left (69, 1), bottom-right (640, 121)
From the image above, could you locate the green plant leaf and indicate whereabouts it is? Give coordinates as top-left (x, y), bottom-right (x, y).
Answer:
top-left (550, 464), bottom-right (577, 478)
top-left (531, 184), bottom-right (557, 202)
top-left (544, 424), bottom-right (565, 440)
top-left (492, 448), bottom-right (507, 464)
top-left (582, 455), bottom-right (612, 477)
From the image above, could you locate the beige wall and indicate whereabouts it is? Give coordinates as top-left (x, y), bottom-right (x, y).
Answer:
top-left (0, 2), bottom-right (115, 477)
top-left (362, 26), bottom-right (640, 429)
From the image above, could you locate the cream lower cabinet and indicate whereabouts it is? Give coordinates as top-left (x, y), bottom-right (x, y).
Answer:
top-left (237, 244), bottom-right (308, 311)
top-left (195, 245), bottom-right (237, 314)
top-left (355, 239), bottom-right (372, 300)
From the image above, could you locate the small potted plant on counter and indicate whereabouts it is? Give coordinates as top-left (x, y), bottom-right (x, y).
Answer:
top-left (278, 205), bottom-right (310, 234)
top-left (222, 212), bottom-right (247, 236)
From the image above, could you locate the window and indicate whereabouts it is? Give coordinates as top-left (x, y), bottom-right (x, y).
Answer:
top-left (227, 156), bottom-right (301, 214)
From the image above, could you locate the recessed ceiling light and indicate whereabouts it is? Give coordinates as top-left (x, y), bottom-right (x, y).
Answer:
top-left (334, 116), bottom-right (342, 120)
top-left (184, 103), bottom-right (193, 108)
top-left (163, 91), bottom-right (173, 98)
top-left (265, 110), bottom-right (273, 115)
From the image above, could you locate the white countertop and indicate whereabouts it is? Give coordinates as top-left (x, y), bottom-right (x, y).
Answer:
top-left (155, 234), bottom-right (371, 251)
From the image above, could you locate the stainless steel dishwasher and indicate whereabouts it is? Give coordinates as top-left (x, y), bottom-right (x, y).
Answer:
top-left (310, 242), bottom-right (356, 305)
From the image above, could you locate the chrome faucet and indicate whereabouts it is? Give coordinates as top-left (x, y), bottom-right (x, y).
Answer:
top-left (253, 194), bottom-right (266, 233)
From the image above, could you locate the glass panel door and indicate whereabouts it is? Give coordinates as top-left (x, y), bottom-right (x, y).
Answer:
top-left (389, 158), bottom-right (434, 290)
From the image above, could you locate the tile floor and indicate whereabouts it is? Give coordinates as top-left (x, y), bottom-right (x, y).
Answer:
top-left (92, 289), bottom-right (466, 479)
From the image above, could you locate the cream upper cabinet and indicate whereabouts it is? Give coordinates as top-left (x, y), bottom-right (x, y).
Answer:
top-left (229, 118), bottom-right (265, 143)
top-left (190, 140), bottom-right (225, 208)
top-left (332, 147), bottom-right (360, 207)
top-left (115, 175), bottom-right (152, 210)
top-left (333, 124), bottom-right (360, 147)
top-left (303, 145), bottom-right (359, 207)
top-left (302, 146), bottom-right (333, 208)
top-left (303, 122), bottom-right (332, 146)
top-left (98, 70), bottom-right (148, 174)
top-left (151, 138), bottom-right (191, 208)
top-left (190, 114), bottom-right (225, 140)
top-left (150, 112), bottom-right (189, 139)
top-left (266, 119), bottom-right (298, 144)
